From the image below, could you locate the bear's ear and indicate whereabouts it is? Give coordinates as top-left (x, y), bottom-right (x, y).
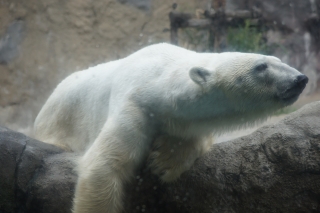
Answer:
top-left (189, 67), bottom-right (211, 86)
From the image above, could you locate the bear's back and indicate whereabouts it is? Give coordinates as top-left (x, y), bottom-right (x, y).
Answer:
top-left (34, 44), bottom-right (201, 151)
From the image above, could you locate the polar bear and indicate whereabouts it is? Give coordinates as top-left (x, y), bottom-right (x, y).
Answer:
top-left (34, 43), bottom-right (308, 213)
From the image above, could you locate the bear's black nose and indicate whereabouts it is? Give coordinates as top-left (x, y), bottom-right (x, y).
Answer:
top-left (295, 75), bottom-right (308, 87)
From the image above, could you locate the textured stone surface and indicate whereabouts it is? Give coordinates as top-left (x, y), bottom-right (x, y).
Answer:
top-left (0, 0), bottom-right (176, 133)
top-left (0, 101), bottom-right (320, 213)
top-left (118, 0), bottom-right (152, 10)
top-left (0, 126), bottom-right (77, 213)
top-left (0, 20), bottom-right (25, 64)
top-left (127, 102), bottom-right (320, 213)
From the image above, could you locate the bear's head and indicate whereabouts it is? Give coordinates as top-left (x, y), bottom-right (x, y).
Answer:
top-left (188, 53), bottom-right (308, 124)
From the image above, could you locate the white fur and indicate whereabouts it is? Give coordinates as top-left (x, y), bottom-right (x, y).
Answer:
top-left (34, 43), bottom-right (305, 213)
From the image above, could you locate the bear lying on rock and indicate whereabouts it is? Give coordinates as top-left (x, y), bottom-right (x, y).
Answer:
top-left (34, 43), bottom-right (308, 213)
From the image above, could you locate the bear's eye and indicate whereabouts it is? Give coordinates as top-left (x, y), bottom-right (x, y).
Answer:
top-left (254, 63), bottom-right (268, 72)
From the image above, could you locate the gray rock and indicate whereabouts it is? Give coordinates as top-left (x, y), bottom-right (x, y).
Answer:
top-left (0, 21), bottom-right (25, 64)
top-left (0, 101), bottom-right (320, 213)
top-left (0, 126), bottom-right (77, 213)
top-left (117, 0), bottom-right (152, 11)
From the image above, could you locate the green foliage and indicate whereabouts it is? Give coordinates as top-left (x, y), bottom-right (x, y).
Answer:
top-left (227, 20), bottom-right (268, 53)
top-left (180, 19), bottom-right (281, 54)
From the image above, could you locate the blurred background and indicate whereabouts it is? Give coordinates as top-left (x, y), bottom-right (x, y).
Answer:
top-left (0, 0), bottom-right (319, 140)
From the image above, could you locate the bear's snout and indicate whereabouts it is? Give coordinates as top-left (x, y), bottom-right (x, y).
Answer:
top-left (277, 74), bottom-right (308, 104)
top-left (291, 74), bottom-right (308, 96)
top-left (294, 75), bottom-right (308, 89)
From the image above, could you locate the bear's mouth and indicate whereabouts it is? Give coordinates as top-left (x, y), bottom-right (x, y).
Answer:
top-left (280, 88), bottom-right (302, 103)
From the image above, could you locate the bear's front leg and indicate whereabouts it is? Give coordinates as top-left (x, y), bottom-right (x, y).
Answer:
top-left (73, 110), bottom-right (152, 213)
top-left (148, 135), bottom-right (213, 182)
